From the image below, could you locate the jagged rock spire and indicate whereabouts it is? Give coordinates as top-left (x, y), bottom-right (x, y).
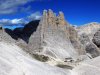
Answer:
top-left (57, 11), bottom-right (66, 25)
top-left (42, 9), bottom-right (67, 27)
top-left (48, 9), bottom-right (55, 25)
top-left (42, 10), bottom-right (48, 25)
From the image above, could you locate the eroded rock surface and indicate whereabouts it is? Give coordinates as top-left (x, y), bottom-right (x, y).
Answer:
top-left (28, 9), bottom-right (86, 60)
top-left (93, 30), bottom-right (100, 48)
top-left (77, 23), bottom-right (100, 57)
top-left (79, 33), bottom-right (100, 57)
top-left (0, 42), bottom-right (70, 75)
top-left (77, 22), bottom-right (100, 41)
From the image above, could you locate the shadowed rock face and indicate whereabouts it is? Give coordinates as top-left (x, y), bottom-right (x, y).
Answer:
top-left (22, 20), bottom-right (40, 43)
top-left (76, 23), bottom-right (100, 58)
top-left (2, 20), bottom-right (40, 43)
top-left (5, 28), bottom-right (24, 41)
top-left (0, 28), bottom-right (16, 43)
top-left (79, 33), bottom-right (100, 57)
top-left (93, 30), bottom-right (100, 48)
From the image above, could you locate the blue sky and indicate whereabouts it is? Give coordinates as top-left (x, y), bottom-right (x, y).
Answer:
top-left (0, 0), bottom-right (100, 28)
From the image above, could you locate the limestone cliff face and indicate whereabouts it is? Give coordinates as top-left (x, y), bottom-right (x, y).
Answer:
top-left (28, 9), bottom-right (86, 60)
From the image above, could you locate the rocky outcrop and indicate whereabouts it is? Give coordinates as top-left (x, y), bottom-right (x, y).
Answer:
top-left (79, 33), bottom-right (100, 57)
top-left (76, 23), bottom-right (100, 57)
top-left (68, 26), bottom-right (85, 55)
top-left (28, 9), bottom-right (86, 60)
top-left (93, 30), bottom-right (100, 48)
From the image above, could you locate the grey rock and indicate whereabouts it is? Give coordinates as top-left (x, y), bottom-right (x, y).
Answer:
top-left (93, 30), bottom-right (100, 48)
top-left (0, 28), bottom-right (16, 43)
top-left (76, 23), bottom-right (100, 57)
top-left (68, 26), bottom-right (86, 55)
top-left (77, 22), bottom-right (100, 41)
top-left (79, 33), bottom-right (100, 57)
top-left (28, 10), bottom-right (86, 60)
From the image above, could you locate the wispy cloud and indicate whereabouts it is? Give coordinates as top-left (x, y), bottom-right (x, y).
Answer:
top-left (27, 12), bottom-right (42, 20)
top-left (0, 18), bottom-right (28, 26)
top-left (0, 0), bottom-right (42, 26)
top-left (0, 11), bottom-right (42, 26)
top-left (0, 0), bottom-right (34, 15)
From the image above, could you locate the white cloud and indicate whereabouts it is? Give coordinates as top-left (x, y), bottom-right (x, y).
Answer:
top-left (28, 12), bottom-right (42, 20)
top-left (0, 19), bottom-right (11, 25)
top-left (0, 0), bottom-right (34, 15)
top-left (11, 19), bottom-right (28, 24)
top-left (0, 0), bottom-right (42, 27)
top-left (0, 18), bottom-right (28, 26)
top-left (0, 11), bottom-right (42, 26)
